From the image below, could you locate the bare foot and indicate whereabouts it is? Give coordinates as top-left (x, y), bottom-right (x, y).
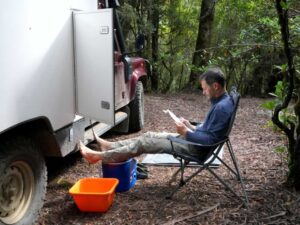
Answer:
top-left (79, 141), bottom-right (102, 164)
top-left (92, 129), bottom-right (112, 151)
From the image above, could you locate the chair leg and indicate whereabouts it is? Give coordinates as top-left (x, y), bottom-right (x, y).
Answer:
top-left (226, 140), bottom-right (249, 206)
top-left (166, 165), bottom-right (205, 199)
top-left (168, 159), bottom-right (185, 184)
top-left (215, 155), bottom-right (238, 177)
top-left (226, 140), bottom-right (241, 180)
top-left (207, 167), bottom-right (243, 200)
top-left (168, 167), bottom-right (181, 185)
top-left (166, 180), bottom-right (185, 199)
top-left (166, 159), bottom-right (185, 199)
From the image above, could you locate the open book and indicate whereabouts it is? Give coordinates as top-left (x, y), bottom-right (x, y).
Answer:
top-left (163, 109), bottom-right (193, 132)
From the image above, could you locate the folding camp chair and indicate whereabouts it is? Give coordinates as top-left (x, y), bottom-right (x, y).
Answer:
top-left (167, 87), bottom-right (249, 206)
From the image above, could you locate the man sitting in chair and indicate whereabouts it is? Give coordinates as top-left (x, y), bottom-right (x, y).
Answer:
top-left (79, 67), bottom-right (234, 164)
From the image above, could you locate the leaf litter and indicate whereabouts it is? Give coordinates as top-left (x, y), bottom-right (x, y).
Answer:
top-left (37, 92), bottom-right (300, 225)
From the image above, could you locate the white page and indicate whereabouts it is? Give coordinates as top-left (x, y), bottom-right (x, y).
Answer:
top-left (163, 109), bottom-right (193, 132)
top-left (163, 109), bottom-right (181, 123)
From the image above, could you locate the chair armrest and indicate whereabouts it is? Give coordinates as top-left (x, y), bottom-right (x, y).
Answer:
top-left (167, 135), bottom-right (228, 148)
top-left (190, 121), bottom-right (198, 126)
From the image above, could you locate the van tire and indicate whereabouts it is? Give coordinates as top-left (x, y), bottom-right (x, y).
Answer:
top-left (128, 81), bottom-right (144, 132)
top-left (0, 138), bottom-right (47, 225)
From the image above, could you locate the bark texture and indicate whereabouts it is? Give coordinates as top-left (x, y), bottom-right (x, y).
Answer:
top-left (189, 0), bottom-right (216, 85)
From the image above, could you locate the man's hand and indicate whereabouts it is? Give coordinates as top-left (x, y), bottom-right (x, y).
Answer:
top-left (175, 121), bottom-right (189, 137)
top-left (180, 117), bottom-right (196, 131)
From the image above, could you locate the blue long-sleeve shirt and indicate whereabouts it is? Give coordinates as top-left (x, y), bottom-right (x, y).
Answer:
top-left (186, 92), bottom-right (234, 145)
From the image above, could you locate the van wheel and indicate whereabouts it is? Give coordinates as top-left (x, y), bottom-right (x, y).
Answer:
top-left (0, 138), bottom-right (47, 225)
top-left (128, 81), bottom-right (144, 132)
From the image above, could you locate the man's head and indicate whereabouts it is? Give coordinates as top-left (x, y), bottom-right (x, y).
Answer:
top-left (199, 67), bottom-right (226, 100)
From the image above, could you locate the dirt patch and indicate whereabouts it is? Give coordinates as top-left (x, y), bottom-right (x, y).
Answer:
top-left (36, 92), bottom-right (300, 225)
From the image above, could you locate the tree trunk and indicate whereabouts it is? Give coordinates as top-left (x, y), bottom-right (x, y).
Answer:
top-left (274, 0), bottom-right (300, 190)
top-left (293, 89), bottom-right (300, 189)
top-left (294, 135), bottom-right (300, 189)
top-left (150, 2), bottom-right (159, 91)
top-left (189, 0), bottom-right (216, 85)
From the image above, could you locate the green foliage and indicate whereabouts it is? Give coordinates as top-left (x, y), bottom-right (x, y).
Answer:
top-left (280, 0), bottom-right (292, 10)
top-left (262, 79), bottom-right (297, 125)
top-left (261, 81), bottom-right (283, 132)
top-left (154, 0), bottom-right (201, 91)
top-left (274, 145), bottom-right (287, 154)
top-left (261, 101), bottom-right (276, 111)
top-left (121, 0), bottom-right (299, 93)
top-left (262, 78), bottom-right (298, 157)
top-left (274, 145), bottom-right (289, 163)
top-left (270, 80), bottom-right (285, 100)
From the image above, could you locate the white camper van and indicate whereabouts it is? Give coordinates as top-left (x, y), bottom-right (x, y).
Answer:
top-left (0, 0), bottom-right (149, 224)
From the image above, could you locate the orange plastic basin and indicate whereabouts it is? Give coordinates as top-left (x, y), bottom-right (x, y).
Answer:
top-left (69, 178), bottom-right (119, 212)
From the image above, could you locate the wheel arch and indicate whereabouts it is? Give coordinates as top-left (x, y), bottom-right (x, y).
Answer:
top-left (130, 73), bottom-right (147, 101)
top-left (0, 117), bottom-right (61, 157)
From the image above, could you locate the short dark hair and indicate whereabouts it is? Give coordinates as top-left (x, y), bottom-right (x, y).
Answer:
top-left (199, 67), bottom-right (226, 88)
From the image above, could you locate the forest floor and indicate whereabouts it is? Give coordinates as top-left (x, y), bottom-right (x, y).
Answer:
top-left (37, 92), bottom-right (300, 225)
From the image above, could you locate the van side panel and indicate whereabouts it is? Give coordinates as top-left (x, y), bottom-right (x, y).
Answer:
top-left (0, 0), bottom-right (75, 132)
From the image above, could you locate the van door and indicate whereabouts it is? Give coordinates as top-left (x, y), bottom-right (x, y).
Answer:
top-left (73, 9), bottom-right (115, 125)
